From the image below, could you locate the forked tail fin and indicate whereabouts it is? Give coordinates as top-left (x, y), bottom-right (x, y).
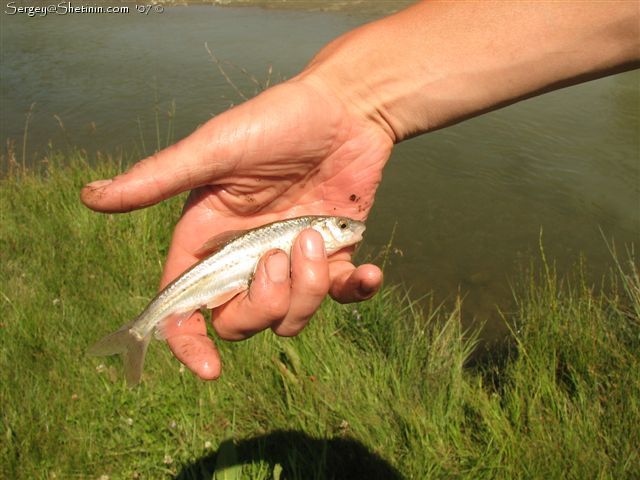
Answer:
top-left (87, 322), bottom-right (151, 387)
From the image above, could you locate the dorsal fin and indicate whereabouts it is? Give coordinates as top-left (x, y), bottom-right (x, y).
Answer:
top-left (194, 229), bottom-right (248, 258)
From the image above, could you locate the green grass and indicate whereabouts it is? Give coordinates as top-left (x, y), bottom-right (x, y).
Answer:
top-left (1, 152), bottom-right (639, 479)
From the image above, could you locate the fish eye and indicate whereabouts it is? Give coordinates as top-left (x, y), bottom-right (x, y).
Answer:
top-left (339, 221), bottom-right (347, 229)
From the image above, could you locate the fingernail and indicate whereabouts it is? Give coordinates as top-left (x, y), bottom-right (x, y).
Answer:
top-left (266, 251), bottom-right (288, 283)
top-left (301, 231), bottom-right (325, 261)
top-left (85, 179), bottom-right (113, 189)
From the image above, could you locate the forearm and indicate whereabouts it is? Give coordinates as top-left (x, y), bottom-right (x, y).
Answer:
top-left (298, 0), bottom-right (640, 141)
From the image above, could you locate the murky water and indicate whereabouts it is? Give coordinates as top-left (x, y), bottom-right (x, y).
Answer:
top-left (2, 4), bottom-right (638, 340)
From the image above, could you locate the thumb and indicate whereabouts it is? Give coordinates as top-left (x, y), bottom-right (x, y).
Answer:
top-left (80, 122), bottom-right (233, 213)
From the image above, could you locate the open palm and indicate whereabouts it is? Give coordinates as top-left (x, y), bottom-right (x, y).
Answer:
top-left (81, 79), bottom-right (393, 379)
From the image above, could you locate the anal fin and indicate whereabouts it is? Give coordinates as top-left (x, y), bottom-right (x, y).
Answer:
top-left (205, 287), bottom-right (245, 309)
top-left (155, 310), bottom-right (197, 340)
top-left (154, 288), bottom-right (246, 340)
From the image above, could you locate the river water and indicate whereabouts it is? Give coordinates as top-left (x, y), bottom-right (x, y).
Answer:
top-left (2, 4), bottom-right (638, 341)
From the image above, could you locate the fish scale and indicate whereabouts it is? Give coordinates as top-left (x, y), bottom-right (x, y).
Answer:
top-left (88, 215), bottom-right (366, 386)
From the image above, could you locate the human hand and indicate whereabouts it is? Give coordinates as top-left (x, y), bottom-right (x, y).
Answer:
top-left (80, 78), bottom-right (393, 380)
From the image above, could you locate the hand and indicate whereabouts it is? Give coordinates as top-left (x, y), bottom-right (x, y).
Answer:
top-left (80, 78), bottom-right (393, 380)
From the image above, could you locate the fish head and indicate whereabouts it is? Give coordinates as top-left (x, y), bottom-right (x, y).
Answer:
top-left (311, 216), bottom-right (366, 254)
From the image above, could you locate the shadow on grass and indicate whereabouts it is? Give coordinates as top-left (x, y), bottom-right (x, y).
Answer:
top-left (174, 429), bottom-right (403, 480)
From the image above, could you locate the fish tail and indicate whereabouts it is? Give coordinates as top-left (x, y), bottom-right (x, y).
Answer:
top-left (87, 321), bottom-right (151, 387)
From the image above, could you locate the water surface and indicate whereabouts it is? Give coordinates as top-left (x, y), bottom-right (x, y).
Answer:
top-left (2, 4), bottom-right (638, 340)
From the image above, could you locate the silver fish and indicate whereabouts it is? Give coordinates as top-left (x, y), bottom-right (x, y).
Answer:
top-left (88, 215), bottom-right (366, 386)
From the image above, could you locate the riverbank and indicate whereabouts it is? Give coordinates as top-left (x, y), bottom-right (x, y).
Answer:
top-left (1, 152), bottom-right (638, 478)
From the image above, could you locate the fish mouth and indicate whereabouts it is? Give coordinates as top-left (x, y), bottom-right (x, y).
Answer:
top-left (351, 221), bottom-right (367, 244)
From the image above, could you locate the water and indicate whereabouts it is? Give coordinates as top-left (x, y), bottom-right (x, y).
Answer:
top-left (1, 5), bottom-right (370, 155)
top-left (2, 4), bottom-right (638, 340)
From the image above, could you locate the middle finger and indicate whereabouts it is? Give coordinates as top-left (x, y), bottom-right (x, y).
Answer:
top-left (272, 229), bottom-right (330, 337)
top-left (213, 249), bottom-right (291, 340)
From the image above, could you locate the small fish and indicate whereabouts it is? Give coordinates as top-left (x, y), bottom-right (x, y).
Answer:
top-left (88, 216), bottom-right (366, 386)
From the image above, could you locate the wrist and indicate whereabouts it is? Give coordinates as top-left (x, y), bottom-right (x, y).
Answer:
top-left (296, 1), bottom-right (640, 143)
top-left (294, 20), bottom-right (414, 144)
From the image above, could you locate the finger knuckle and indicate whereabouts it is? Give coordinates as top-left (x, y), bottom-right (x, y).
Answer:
top-left (296, 271), bottom-right (329, 298)
top-left (261, 297), bottom-right (289, 320)
top-left (304, 283), bottom-right (328, 299)
top-left (272, 323), bottom-right (304, 337)
top-left (213, 323), bottom-right (244, 341)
